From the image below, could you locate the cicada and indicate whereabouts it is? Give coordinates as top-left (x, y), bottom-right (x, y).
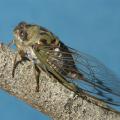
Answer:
top-left (9, 22), bottom-right (120, 112)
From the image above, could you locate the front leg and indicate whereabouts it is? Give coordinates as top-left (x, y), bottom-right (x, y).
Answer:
top-left (12, 51), bottom-right (30, 77)
top-left (34, 64), bottom-right (41, 92)
top-left (8, 39), bottom-right (15, 48)
top-left (12, 52), bottom-right (18, 77)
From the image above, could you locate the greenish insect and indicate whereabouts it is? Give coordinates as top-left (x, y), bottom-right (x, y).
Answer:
top-left (9, 22), bottom-right (120, 112)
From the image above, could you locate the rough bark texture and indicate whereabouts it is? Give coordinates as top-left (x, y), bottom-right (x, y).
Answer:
top-left (0, 44), bottom-right (120, 120)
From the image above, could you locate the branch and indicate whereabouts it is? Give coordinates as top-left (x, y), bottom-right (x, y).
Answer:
top-left (0, 44), bottom-right (120, 120)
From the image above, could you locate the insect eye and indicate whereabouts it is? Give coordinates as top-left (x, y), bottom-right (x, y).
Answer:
top-left (19, 30), bottom-right (27, 40)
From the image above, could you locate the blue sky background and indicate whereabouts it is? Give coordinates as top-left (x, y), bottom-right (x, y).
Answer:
top-left (0, 0), bottom-right (120, 120)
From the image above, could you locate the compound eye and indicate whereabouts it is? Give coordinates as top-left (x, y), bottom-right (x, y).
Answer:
top-left (19, 30), bottom-right (27, 40)
top-left (18, 22), bottom-right (27, 29)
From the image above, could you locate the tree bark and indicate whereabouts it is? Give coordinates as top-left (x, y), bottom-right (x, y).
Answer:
top-left (0, 44), bottom-right (120, 120)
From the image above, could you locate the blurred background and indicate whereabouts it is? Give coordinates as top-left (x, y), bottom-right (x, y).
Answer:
top-left (0, 0), bottom-right (120, 120)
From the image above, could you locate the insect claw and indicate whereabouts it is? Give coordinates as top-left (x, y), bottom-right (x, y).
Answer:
top-left (35, 85), bottom-right (39, 92)
top-left (12, 69), bottom-right (15, 78)
top-left (12, 60), bottom-right (22, 78)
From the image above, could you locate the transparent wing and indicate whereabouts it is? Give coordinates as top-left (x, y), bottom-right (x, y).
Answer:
top-left (69, 47), bottom-right (120, 95)
top-left (33, 44), bottom-right (120, 108)
top-left (40, 45), bottom-right (120, 106)
top-left (68, 48), bottom-right (120, 106)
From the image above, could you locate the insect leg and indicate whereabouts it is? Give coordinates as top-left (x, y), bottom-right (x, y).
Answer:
top-left (36, 63), bottom-right (52, 78)
top-left (12, 52), bottom-right (19, 77)
top-left (8, 39), bottom-right (15, 47)
top-left (12, 51), bottom-right (30, 77)
top-left (34, 64), bottom-right (41, 92)
top-left (42, 64), bottom-right (52, 78)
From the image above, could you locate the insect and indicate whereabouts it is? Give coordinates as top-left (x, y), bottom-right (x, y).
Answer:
top-left (9, 22), bottom-right (120, 112)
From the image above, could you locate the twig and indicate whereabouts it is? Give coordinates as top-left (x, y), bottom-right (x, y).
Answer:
top-left (0, 45), bottom-right (120, 120)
